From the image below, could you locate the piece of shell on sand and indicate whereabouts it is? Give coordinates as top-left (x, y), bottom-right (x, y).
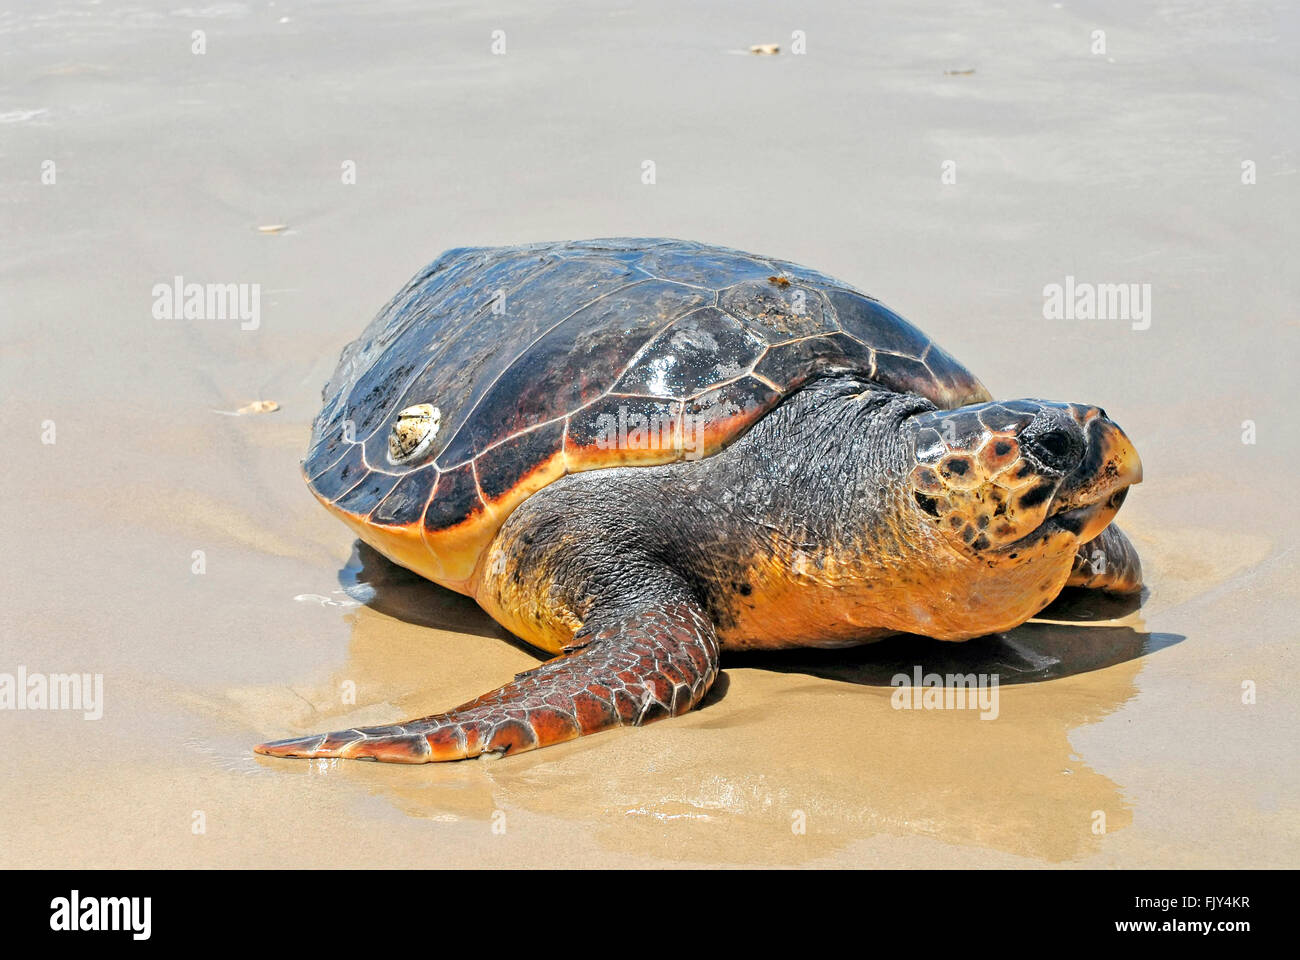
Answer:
top-left (257, 224), bottom-right (288, 234)
top-left (749, 43), bottom-right (780, 55)
top-left (237, 400), bottom-right (280, 414)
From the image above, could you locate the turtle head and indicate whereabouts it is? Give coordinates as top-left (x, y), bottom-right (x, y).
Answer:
top-left (905, 399), bottom-right (1142, 557)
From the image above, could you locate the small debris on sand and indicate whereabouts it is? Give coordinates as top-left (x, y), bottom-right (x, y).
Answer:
top-left (236, 400), bottom-right (280, 415)
top-left (768, 275), bottom-right (791, 287)
top-left (944, 68), bottom-right (976, 76)
top-left (749, 44), bottom-right (780, 55)
top-left (257, 224), bottom-right (288, 234)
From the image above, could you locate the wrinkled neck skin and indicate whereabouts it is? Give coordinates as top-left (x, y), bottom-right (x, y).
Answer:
top-left (476, 377), bottom-right (1082, 653)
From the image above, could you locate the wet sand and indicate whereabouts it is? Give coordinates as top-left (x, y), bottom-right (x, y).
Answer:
top-left (1, 0), bottom-right (1296, 867)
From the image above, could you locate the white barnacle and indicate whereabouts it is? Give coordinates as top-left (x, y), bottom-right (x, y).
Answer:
top-left (388, 403), bottom-right (441, 464)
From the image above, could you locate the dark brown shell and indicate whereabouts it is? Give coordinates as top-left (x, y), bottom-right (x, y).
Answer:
top-left (303, 239), bottom-right (990, 588)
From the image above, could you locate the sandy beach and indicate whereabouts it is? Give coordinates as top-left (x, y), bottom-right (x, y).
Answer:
top-left (1, 0), bottom-right (1296, 867)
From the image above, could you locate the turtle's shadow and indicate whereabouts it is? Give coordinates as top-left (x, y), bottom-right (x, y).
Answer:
top-left (340, 542), bottom-right (528, 649)
top-left (341, 541), bottom-right (1182, 687)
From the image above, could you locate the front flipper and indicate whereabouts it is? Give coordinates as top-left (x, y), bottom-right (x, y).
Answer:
top-left (255, 600), bottom-right (718, 763)
top-left (1067, 523), bottom-right (1142, 594)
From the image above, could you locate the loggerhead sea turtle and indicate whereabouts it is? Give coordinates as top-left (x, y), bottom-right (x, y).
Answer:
top-left (256, 238), bottom-right (1143, 763)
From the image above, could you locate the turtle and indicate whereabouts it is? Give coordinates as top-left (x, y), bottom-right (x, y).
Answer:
top-left (255, 238), bottom-right (1143, 764)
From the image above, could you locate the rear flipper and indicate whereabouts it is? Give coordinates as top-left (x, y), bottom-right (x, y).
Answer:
top-left (1067, 523), bottom-right (1142, 594)
top-left (255, 599), bottom-right (718, 763)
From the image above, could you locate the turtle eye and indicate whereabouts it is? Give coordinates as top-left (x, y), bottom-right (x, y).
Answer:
top-left (1025, 427), bottom-right (1077, 470)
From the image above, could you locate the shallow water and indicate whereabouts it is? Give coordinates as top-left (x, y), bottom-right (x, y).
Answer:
top-left (1, 0), bottom-right (1296, 867)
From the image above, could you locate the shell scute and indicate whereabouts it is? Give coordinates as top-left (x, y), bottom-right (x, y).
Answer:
top-left (872, 351), bottom-right (942, 400)
top-left (475, 420), bottom-right (567, 508)
top-left (384, 256), bottom-right (643, 468)
top-left (751, 331), bottom-right (875, 390)
top-left (684, 376), bottom-right (783, 460)
top-left (334, 470), bottom-right (401, 516)
top-left (370, 465), bottom-right (438, 526)
top-left (311, 443), bottom-right (368, 500)
top-left (612, 306), bottom-right (764, 399)
top-left (719, 279), bottom-right (837, 343)
top-left (422, 463), bottom-right (485, 533)
top-left (826, 289), bottom-right (933, 358)
top-left (435, 279), bottom-right (710, 467)
top-left (565, 395), bottom-right (684, 473)
top-left (635, 248), bottom-right (774, 287)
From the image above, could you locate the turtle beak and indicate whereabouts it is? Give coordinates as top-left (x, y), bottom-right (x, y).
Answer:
top-left (1049, 411), bottom-right (1143, 543)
